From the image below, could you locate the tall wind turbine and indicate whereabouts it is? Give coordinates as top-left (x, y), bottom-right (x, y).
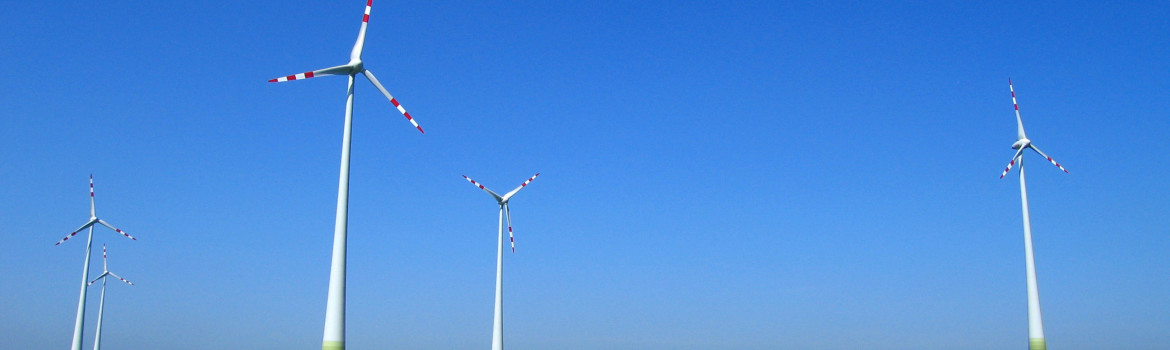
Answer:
top-left (88, 244), bottom-right (134, 350)
top-left (55, 175), bottom-right (137, 350)
top-left (462, 173), bottom-right (540, 350)
top-left (268, 2), bottom-right (424, 349)
top-left (998, 79), bottom-right (1068, 350)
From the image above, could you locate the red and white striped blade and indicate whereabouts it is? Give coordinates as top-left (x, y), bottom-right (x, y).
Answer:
top-left (502, 173), bottom-right (540, 201)
top-left (102, 244), bottom-right (108, 271)
top-left (350, 0), bottom-right (373, 61)
top-left (55, 219), bottom-right (98, 245)
top-left (107, 271), bottom-right (134, 286)
top-left (362, 70), bottom-right (424, 133)
top-left (463, 175), bottom-right (503, 202)
top-left (1000, 148), bottom-right (1025, 179)
top-left (363, 0), bottom-right (372, 24)
top-left (98, 219), bottom-right (137, 241)
top-left (504, 204), bottom-right (515, 253)
top-left (1028, 145), bottom-right (1069, 173)
top-left (89, 175), bottom-right (96, 217)
top-left (1009, 79), bottom-right (1028, 140)
top-left (268, 65), bottom-right (352, 83)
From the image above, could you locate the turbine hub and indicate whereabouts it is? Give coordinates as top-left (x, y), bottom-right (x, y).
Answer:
top-left (1012, 138), bottom-right (1031, 150)
top-left (346, 61), bottom-right (364, 74)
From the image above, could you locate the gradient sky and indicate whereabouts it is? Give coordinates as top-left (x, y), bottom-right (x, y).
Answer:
top-left (2, 1), bottom-right (1168, 349)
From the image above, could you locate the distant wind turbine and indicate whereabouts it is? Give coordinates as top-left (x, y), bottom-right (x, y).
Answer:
top-left (55, 175), bottom-right (137, 350)
top-left (462, 173), bottom-right (540, 350)
top-left (998, 79), bottom-right (1068, 350)
top-left (267, 1), bottom-right (424, 349)
top-left (88, 244), bottom-right (134, 350)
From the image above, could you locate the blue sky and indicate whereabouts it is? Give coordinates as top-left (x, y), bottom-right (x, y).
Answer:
top-left (2, 1), bottom-right (1168, 349)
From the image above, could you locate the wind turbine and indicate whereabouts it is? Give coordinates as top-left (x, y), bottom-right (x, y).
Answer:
top-left (998, 79), bottom-right (1068, 350)
top-left (88, 244), bottom-right (134, 350)
top-left (55, 175), bottom-right (137, 350)
top-left (267, 1), bottom-right (424, 349)
top-left (462, 173), bottom-right (540, 350)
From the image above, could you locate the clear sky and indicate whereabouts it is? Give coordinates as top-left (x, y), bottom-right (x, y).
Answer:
top-left (2, 1), bottom-right (1168, 349)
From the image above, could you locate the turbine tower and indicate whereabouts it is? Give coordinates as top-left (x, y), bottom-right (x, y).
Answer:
top-left (267, 2), bottom-right (424, 349)
top-left (462, 173), bottom-right (540, 350)
top-left (998, 79), bottom-right (1068, 350)
top-left (89, 244), bottom-right (134, 350)
top-left (55, 175), bottom-right (137, 350)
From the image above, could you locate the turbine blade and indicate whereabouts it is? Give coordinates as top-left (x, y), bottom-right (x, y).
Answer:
top-left (501, 173), bottom-right (540, 201)
top-left (102, 244), bottom-right (108, 271)
top-left (1000, 148), bottom-right (1025, 179)
top-left (1027, 144), bottom-right (1069, 173)
top-left (1009, 78), bottom-right (1027, 140)
top-left (97, 219), bottom-right (137, 241)
top-left (107, 272), bottom-right (134, 286)
top-left (350, 0), bottom-right (373, 61)
top-left (89, 272), bottom-right (109, 286)
top-left (89, 175), bottom-right (96, 217)
top-left (55, 219), bottom-right (98, 245)
top-left (362, 70), bottom-right (424, 133)
top-left (268, 64), bottom-right (352, 83)
top-left (462, 175), bottom-right (504, 202)
top-left (505, 204), bottom-right (515, 253)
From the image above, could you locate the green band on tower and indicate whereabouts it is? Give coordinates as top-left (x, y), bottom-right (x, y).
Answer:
top-left (323, 341), bottom-right (344, 350)
top-left (1029, 338), bottom-right (1046, 350)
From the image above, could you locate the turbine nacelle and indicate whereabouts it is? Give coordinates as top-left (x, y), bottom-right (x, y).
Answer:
top-left (498, 190), bottom-right (521, 205)
top-left (1012, 138), bottom-right (1031, 150)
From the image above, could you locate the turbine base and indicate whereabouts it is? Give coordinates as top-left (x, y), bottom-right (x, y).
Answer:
top-left (1029, 337), bottom-right (1046, 350)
